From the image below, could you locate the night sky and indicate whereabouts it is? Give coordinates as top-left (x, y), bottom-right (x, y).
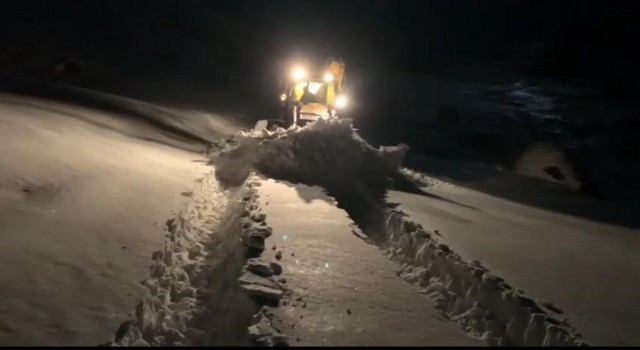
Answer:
top-left (0, 0), bottom-right (637, 78)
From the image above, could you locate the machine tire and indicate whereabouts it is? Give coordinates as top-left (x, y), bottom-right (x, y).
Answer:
top-left (283, 105), bottom-right (298, 128)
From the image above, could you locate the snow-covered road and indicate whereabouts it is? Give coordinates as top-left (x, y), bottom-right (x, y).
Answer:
top-left (254, 178), bottom-right (483, 346)
top-left (2, 91), bottom-right (637, 346)
top-left (0, 94), bottom-right (238, 345)
top-left (389, 177), bottom-right (640, 346)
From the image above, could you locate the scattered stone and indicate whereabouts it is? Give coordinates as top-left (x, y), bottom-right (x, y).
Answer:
top-left (272, 244), bottom-right (277, 250)
top-left (241, 218), bottom-right (252, 229)
top-left (242, 227), bottom-right (273, 253)
top-left (278, 278), bottom-right (287, 284)
top-left (299, 314), bottom-right (304, 319)
top-left (238, 273), bottom-right (284, 303)
top-left (243, 237), bottom-right (265, 254)
top-left (247, 259), bottom-right (274, 277)
top-left (270, 262), bottom-right (283, 275)
top-left (543, 301), bottom-right (564, 314)
top-left (302, 302), bottom-right (307, 308)
top-left (271, 333), bottom-right (289, 347)
top-left (346, 308), bottom-right (352, 315)
top-left (122, 245), bottom-right (127, 249)
top-left (248, 312), bottom-right (274, 343)
top-left (437, 243), bottom-right (452, 253)
top-left (114, 320), bottom-right (135, 343)
top-left (252, 213), bottom-right (267, 223)
top-left (244, 226), bottom-right (273, 239)
top-left (291, 252), bottom-right (295, 257)
top-left (275, 251), bottom-right (282, 260)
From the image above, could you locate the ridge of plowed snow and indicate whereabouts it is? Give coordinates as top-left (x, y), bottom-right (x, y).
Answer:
top-left (213, 119), bottom-right (587, 346)
top-left (104, 172), bottom-right (259, 346)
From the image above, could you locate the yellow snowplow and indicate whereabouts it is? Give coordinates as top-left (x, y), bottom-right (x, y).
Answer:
top-left (278, 58), bottom-right (348, 127)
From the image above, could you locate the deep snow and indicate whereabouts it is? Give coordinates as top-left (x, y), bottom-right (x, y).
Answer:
top-left (4, 90), bottom-right (635, 347)
top-left (251, 178), bottom-right (483, 346)
top-left (213, 119), bottom-right (587, 346)
top-left (388, 178), bottom-right (640, 346)
top-left (0, 93), bottom-right (240, 345)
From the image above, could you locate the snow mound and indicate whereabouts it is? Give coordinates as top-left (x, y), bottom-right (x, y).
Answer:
top-left (214, 118), bottom-right (410, 201)
top-left (383, 209), bottom-right (586, 346)
top-left (104, 173), bottom-right (258, 346)
top-left (213, 118), bottom-right (588, 346)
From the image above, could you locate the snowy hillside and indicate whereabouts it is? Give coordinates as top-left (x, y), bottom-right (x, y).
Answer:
top-left (0, 91), bottom-right (242, 345)
top-left (2, 87), bottom-right (636, 346)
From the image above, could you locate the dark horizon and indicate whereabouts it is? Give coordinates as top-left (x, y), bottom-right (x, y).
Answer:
top-left (0, 0), bottom-right (637, 78)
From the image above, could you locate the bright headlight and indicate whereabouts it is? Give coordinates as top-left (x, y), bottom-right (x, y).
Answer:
top-left (292, 67), bottom-right (305, 81)
top-left (280, 93), bottom-right (287, 101)
top-left (324, 73), bottom-right (334, 82)
top-left (336, 95), bottom-right (348, 108)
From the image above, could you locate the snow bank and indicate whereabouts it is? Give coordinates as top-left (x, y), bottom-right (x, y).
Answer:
top-left (103, 173), bottom-right (257, 346)
top-left (381, 209), bottom-right (586, 346)
top-left (213, 120), bottom-right (587, 346)
top-left (236, 177), bottom-right (290, 347)
top-left (213, 118), bottom-right (410, 201)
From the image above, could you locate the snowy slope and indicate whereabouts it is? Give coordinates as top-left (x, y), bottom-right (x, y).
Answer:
top-left (388, 178), bottom-right (640, 346)
top-left (211, 119), bottom-right (587, 346)
top-left (0, 93), bottom-right (240, 345)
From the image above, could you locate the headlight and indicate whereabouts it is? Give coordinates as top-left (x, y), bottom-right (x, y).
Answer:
top-left (336, 95), bottom-right (348, 109)
top-left (280, 93), bottom-right (287, 101)
top-left (291, 67), bottom-right (305, 81)
top-left (324, 73), bottom-right (334, 82)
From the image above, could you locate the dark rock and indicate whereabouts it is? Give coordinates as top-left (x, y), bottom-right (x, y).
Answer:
top-left (270, 262), bottom-right (283, 275)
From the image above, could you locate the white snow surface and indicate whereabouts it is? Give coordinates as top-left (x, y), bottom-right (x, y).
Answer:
top-left (0, 93), bottom-right (240, 345)
top-left (252, 178), bottom-right (483, 346)
top-left (213, 118), bottom-right (410, 199)
top-left (213, 119), bottom-right (600, 346)
top-left (389, 178), bottom-right (640, 346)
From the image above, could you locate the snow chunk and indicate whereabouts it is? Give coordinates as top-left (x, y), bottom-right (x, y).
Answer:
top-left (246, 258), bottom-right (274, 277)
top-left (238, 271), bottom-right (284, 304)
top-left (214, 118), bottom-right (411, 200)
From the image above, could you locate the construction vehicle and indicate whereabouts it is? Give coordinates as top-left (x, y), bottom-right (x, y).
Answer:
top-left (278, 58), bottom-right (348, 127)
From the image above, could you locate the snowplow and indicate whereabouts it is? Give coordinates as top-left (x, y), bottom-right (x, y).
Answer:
top-left (277, 59), bottom-right (348, 127)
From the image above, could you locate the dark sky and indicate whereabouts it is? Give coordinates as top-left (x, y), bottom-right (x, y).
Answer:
top-left (204, 0), bottom-right (639, 71)
top-left (0, 0), bottom-right (637, 77)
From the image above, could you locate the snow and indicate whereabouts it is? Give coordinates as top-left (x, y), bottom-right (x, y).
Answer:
top-left (213, 120), bottom-right (598, 346)
top-left (252, 178), bottom-right (483, 346)
top-left (213, 118), bottom-right (411, 202)
top-left (3, 86), bottom-right (635, 347)
top-left (388, 179), bottom-right (640, 346)
top-left (0, 93), bottom-right (241, 345)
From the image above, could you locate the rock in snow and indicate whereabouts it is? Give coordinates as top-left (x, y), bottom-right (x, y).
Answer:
top-left (247, 258), bottom-right (274, 277)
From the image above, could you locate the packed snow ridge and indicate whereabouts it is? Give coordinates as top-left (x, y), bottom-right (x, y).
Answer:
top-left (102, 173), bottom-right (260, 346)
top-left (213, 118), bottom-right (410, 201)
top-left (214, 118), bottom-right (588, 346)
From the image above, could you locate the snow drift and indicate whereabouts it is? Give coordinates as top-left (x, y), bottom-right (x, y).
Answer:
top-left (213, 118), bottom-right (410, 201)
top-left (103, 173), bottom-right (259, 346)
top-left (213, 119), bottom-right (587, 346)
